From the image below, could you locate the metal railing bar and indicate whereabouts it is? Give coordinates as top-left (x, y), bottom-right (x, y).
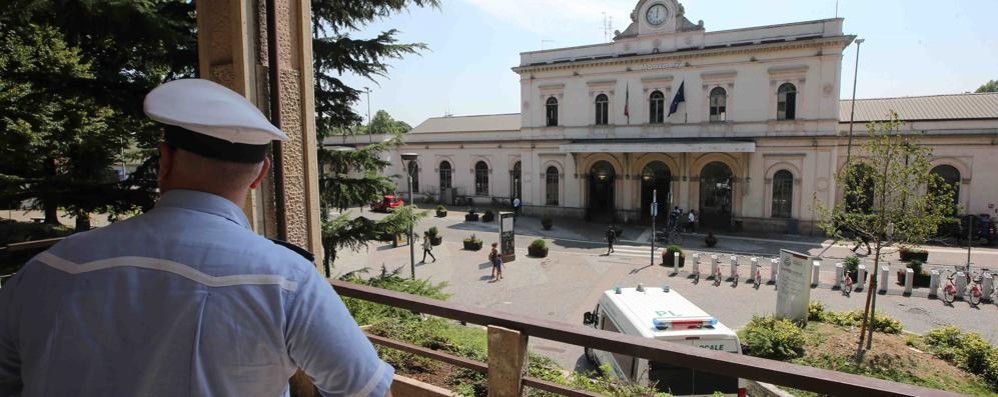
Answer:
top-left (365, 333), bottom-right (488, 373)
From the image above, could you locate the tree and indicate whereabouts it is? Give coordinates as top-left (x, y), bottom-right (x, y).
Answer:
top-left (816, 113), bottom-right (956, 358)
top-left (310, 1), bottom-right (439, 270)
top-left (0, 1), bottom-right (195, 227)
top-left (976, 79), bottom-right (998, 93)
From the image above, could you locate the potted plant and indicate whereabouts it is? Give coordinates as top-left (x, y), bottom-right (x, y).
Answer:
top-left (898, 246), bottom-right (928, 262)
top-left (465, 208), bottom-right (479, 222)
top-left (704, 232), bottom-right (718, 247)
top-left (463, 234), bottom-right (483, 251)
top-left (427, 226), bottom-right (442, 246)
top-left (528, 239), bottom-right (549, 258)
top-left (844, 256), bottom-right (864, 283)
top-left (661, 245), bottom-right (685, 267)
top-left (541, 215), bottom-right (553, 230)
top-left (482, 210), bottom-right (495, 222)
top-left (436, 205), bottom-right (447, 217)
top-left (896, 259), bottom-right (931, 286)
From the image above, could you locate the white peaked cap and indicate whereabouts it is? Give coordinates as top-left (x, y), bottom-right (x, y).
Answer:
top-left (144, 78), bottom-right (288, 144)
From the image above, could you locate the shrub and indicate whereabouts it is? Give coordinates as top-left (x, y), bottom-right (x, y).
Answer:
top-left (665, 244), bottom-right (683, 255)
top-left (541, 216), bottom-right (553, 230)
top-left (530, 239), bottom-right (546, 249)
top-left (738, 315), bottom-right (806, 360)
top-left (907, 259), bottom-right (925, 275)
top-left (436, 204), bottom-right (446, 211)
top-left (482, 210), bottom-right (495, 222)
top-left (427, 226), bottom-right (440, 238)
top-left (820, 310), bottom-right (902, 334)
top-left (924, 326), bottom-right (998, 389)
top-left (844, 256), bottom-right (861, 274)
top-left (463, 234), bottom-right (482, 244)
top-left (808, 302), bottom-right (827, 322)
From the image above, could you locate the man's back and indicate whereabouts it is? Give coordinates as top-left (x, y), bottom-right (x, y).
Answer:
top-left (0, 190), bottom-right (392, 396)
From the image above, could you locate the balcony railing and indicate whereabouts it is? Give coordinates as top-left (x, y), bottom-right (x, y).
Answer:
top-left (0, 239), bottom-right (964, 396)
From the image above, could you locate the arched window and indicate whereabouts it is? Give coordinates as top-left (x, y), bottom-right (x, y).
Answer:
top-left (930, 165), bottom-right (960, 214)
top-left (545, 166), bottom-right (559, 205)
top-left (595, 94), bottom-right (609, 125)
top-left (439, 161), bottom-right (452, 189)
top-left (475, 161), bottom-right (489, 195)
top-left (408, 161), bottom-right (419, 193)
top-left (546, 97), bottom-right (558, 127)
top-left (649, 90), bottom-right (665, 124)
top-left (771, 170), bottom-right (793, 218)
top-left (777, 83), bottom-right (797, 120)
top-left (709, 87), bottom-right (727, 122)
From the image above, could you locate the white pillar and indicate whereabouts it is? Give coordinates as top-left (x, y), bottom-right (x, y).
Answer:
top-left (834, 263), bottom-right (844, 290)
top-left (673, 251), bottom-right (680, 274)
top-left (879, 266), bottom-right (889, 293)
top-left (692, 253), bottom-right (701, 275)
top-left (929, 270), bottom-right (940, 298)
top-left (711, 255), bottom-right (720, 278)
top-left (904, 268), bottom-right (914, 295)
top-left (811, 260), bottom-right (821, 287)
top-left (730, 255), bottom-right (739, 279)
top-left (770, 258), bottom-right (779, 282)
top-left (750, 257), bottom-right (759, 282)
top-left (955, 272), bottom-right (968, 299)
top-left (983, 273), bottom-right (994, 302)
top-left (857, 265), bottom-right (867, 291)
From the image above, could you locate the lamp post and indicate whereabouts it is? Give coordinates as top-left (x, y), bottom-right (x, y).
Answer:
top-left (363, 87), bottom-right (372, 143)
top-left (845, 38), bottom-right (864, 165)
top-left (402, 152), bottom-right (420, 279)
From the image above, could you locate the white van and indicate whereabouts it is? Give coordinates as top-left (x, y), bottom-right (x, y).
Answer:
top-left (582, 285), bottom-right (746, 397)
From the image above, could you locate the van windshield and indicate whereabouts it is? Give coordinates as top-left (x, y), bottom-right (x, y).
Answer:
top-left (648, 361), bottom-right (738, 395)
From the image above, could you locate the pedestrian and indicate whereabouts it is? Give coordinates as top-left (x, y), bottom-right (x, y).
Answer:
top-left (421, 231), bottom-right (436, 263)
top-left (605, 225), bottom-right (616, 254)
top-left (687, 209), bottom-right (697, 233)
top-left (0, 79), bottom-right (393, 396)
top-left (512, 197), bottom-right (521, 217)
top-left (489, 242), bottom-right (503, 281)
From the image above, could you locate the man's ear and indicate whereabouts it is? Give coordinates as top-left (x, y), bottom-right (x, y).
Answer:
top-left (250, 157), bottom-right (271, 189)
top-left (158, 142), bottom-right (176, 184)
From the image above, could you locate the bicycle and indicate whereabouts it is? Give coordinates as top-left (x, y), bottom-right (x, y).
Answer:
top-left (842, 272), bottom-right (853, 297)
top-left (691, 265), bottom-right (701, 285)
top-left (713, 265), bottom-right (723, 286)
top-left (968, 272), bottom-right (984, 306)
top-left (941, 272), bottom-right (958, 304)
top-left (753, 267), bottom-right (762, 289)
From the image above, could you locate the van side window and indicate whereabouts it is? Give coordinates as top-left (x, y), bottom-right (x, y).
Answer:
top-left (600, 316), bottom-right (635, 379)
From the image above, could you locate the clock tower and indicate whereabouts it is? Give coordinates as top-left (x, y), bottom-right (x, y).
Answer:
top-left (615, 0), bottom-right (704, 39)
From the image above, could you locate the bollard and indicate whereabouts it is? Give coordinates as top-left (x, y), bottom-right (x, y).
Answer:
top-left (834, 263), bottom-right (844, 289)
top-left (770, 258), bottom-right (779, 283)
top-left (928, 270), bottom-right (940, 298)
top-left (982, 273), bottom-right (994, 302)
top-left (811, 260), bottom-right (821, 287)
top-left (692, 253), bottom-right (701, 276)
top-left (730, 256), bottom-right (739, 279)
top-left (856, 265), bottom-right (867, 291)
top-left (879, 266), bottom-right (889, 293)
top-left (711, 255), bottom-right (720, 278)
top-left (955, 272), bottom-right (968, 299)
top-left (904, 268), bottom-right (914, 296)
top-left (750, 257), bottom-right (759, 282)
top-left (673, 251), bottom-right (680, 274)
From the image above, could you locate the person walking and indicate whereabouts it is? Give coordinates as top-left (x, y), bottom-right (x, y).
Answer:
top-left (0, 79), bottom-right (394, 397)
top-left (687, 209), bottom-right (697, 233)
top-left (489, 242), bottom-right (503, 281)
top-left (512, 197), bottom-right (521, 217)
top-left (605, 226), bottom-right (616, 254)
top-left (421, 231), bottom-right (437, 263)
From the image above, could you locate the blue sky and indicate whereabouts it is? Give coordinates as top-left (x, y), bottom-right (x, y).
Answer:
top-left (339, 0), bottom-right (998, 127)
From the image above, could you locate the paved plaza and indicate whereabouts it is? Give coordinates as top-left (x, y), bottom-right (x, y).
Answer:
top-left (334, 206), bottom-right (998, 370)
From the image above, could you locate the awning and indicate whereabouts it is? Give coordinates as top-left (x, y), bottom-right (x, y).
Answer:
top-left (559, 141), bottom-right (755, 153)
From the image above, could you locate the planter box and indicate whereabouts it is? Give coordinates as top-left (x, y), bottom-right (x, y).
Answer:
top-left (847, 270), bottom-right (868, 284)
top-left (463, 240), bottom-right (483, 251)
top-left (436, 210), bottom-right (447, 217)
top-left (705, 238), bottom-right (718, 247)
top-left (465, 214), bottom-right (479, 222)
top-left (528, 246), bottom-right (549, 258)
top-left (662, 255), bottom-right (686, 268)
top-left (896, 270), bottom-right (931, 287)
top-left (899, 250), bottom-right (928, 262)
top-left (430, 236), bottom-right (442, 246)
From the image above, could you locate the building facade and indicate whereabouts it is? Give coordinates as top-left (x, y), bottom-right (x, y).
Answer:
top-left (336, 0), bottom-right (998, 234)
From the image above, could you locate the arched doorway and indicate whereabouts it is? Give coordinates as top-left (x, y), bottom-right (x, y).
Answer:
top-left (930, 165), bottom-right (960, 214)
top-left (699, 161), bottom-right (733, 229)
top-left (641, 161), bottom-right (671, 221)
top-left (588, 161), bottom-right (616, 221)
top-left (510, 162), bottom-right (522, 201)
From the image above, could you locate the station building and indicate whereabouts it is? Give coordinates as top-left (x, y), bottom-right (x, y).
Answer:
top-left (336, 0), bottom-right (998, 234)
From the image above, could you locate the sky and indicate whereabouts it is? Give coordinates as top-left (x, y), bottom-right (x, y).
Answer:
top-left (339, 0), bottom-right (998, 127)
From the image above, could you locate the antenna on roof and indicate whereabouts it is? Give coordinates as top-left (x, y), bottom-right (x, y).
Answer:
top-left (835, 0), bottom-right (839, 18)
top-left (603, 12), bottom-right (613, 42)
top-left (443, 108), bottom-right (453, 118)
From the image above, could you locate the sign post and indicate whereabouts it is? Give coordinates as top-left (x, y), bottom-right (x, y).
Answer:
top-left (776, 249), bottom-right (812, 323)
top-left (650, 189), bottom-right (657, 267)
top-left (499, 211), bottom-right (515, 263)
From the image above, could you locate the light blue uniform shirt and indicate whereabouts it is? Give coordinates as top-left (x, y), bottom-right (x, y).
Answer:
top-left (0, 190), bottom-right (393, 396)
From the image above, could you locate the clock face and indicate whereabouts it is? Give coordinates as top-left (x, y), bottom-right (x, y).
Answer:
top-left (646, 4), bottom-right (668, 26)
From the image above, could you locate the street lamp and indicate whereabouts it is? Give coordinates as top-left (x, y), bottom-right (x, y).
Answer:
top-left (363, 87), bottom-right (372, 143)
top-left (846, 38), bottom-right (865, 165)
top-left (402, 152), bottom-right (420, 279)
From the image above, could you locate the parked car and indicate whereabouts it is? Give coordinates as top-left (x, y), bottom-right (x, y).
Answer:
top-left (371, 194), bottom-right (405, 212)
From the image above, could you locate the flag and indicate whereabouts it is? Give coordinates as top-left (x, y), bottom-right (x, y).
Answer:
top-left (668, 81), bottom-right (685, 117)
top-left (623, 83), bottom-right (630, 122)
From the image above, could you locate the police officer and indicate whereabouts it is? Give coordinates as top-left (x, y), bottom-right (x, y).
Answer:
top-left (0, 79), bottom-right (394, 396)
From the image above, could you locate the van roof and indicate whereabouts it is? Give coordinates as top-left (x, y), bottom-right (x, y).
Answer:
top-left (601, 287), bottom-right (736, 339)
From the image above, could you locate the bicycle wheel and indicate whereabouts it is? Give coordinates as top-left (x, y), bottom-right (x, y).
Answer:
top-left (693, 272), bottom-right (700, 284)
top-left (942, 288), bottom-right (955, 304)
top-left (969, 290), bottom-right (981, 306)
top-left (843, 283), bottom-right (852, 295)
top-left (754, 275), bottom-right (761, 289)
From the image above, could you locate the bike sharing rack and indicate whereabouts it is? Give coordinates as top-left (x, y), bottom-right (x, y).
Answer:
top-left (903, 268), bottom-right (914, 296)
top-left (834, 263), bottom-right (844, 290)
top-left (691, 253), bottom-right (701, 277)
top-left (711, 255), bottom-right (721, 279)
top-left (671, 251), bottom-right (681, 275)
top-left (856, 264), bottom-right (867, 291)
top-left (749, 257), bottom-right (759, 283)
top-left (984, 273), bottom-right (995, 303)
top-left (729, 256), bottom-right (739, 280)
top-left (811, 258), bottom-right (821, 287)
top-left (929, 270), bottom-right (940, 298)
top-left (769, 258), bottom-right (779, 284)
top-left (879, 266), bottom-right (890, 294)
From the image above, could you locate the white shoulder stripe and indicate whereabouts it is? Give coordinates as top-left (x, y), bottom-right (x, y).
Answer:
top-left (34, 251), bottom-right (298, 292)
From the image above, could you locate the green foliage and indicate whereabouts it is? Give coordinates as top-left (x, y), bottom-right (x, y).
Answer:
top-left (337, 266), bottom-right (449, 325)
top-left (530, 239), bottom-right (547, 249)
top-left (907, 259), bottom-right (925, 275)
top-left (924, 326), bottom-right (998, 389)
top-left (427, 226), bottom-right (439, 238)
top-left (808, 307), bottom-right (902, 335)
top-left (976, 79), bottom-right (998, 93)
top-left (843, 256), bottom-right (861, 273)
top-left (0, 220), bottom-right (74, 274)
top-left (664, 244), bottom-right (683, 255)
top-left (564, 365), bottom-right (667, 396)
top-left (321, 206), bottom-right (428, 270)
top-left (436, 204), bottom-right (446, 211)
top-left (541, 215), bottom-right (553, 230)
top-left (464, 234), bottom-right (482, 244)
top-left (738, 315), bottom-right (806, 360)
top-left (807, 302), bottom-right (827, 322)
top-left (482, 210), bottom-right (495, 222)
